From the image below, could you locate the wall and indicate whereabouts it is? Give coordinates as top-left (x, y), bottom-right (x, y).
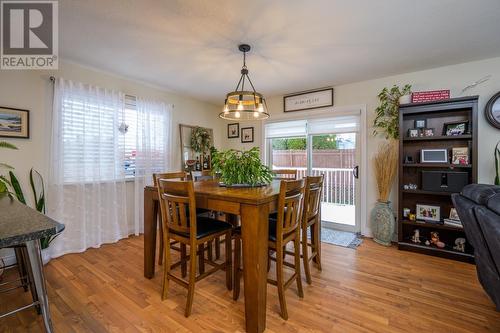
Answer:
top-left (219, 56), bottom-right (500, 236)
top-left (0, 60), bottom-right (222, 263)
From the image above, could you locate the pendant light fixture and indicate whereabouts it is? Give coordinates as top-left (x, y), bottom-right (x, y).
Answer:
top-left (219, 44), bottom-right (269, 121)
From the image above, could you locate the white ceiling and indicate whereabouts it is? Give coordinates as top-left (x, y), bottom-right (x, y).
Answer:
top-left (60, 0), bottom-right (500, 104)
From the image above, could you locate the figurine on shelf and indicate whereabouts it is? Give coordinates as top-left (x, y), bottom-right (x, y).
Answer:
top-left (411, 229), bottom-right (421, 243)
top-left (409, 213), bottom-right (416, 221)
top-left (430, 231), bottom-right (439, 245)
top-left (453, 238), bottom-right (466, 252)
top-left (425, 240), bottom-right (431, 246)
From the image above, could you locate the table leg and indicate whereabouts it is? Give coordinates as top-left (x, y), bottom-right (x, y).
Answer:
top-left (144, 189), bottom-right (157, 279)
top-left (25, 239), bottom-right (53, 333)
top-left (240, 203), bottom-right (269, 333)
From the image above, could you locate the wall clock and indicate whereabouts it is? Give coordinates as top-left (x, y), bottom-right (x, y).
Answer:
top-left (485, 91), bottom-right (500, 129)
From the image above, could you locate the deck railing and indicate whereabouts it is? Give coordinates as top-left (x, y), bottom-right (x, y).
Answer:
top-left (273, 167), bottom-right (355, 205)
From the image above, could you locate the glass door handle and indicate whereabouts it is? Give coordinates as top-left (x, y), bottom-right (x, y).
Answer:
top-left (353, 166), bottom-right (359, 179)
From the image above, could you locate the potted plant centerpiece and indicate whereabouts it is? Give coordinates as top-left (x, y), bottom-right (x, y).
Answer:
top-left (210, 147), bottom-right (273, 187)
top-left (371, 84), bottom-right (411, 246)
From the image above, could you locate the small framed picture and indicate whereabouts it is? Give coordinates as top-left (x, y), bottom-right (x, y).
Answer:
top-left (451, 147), bottom-right (469, 165)
top-left (227, 123), bottom-right (239, 138)
top-left (422, 128), bottom-right (435, 137)
top-left (443, 121), bottom-right (469, 136)
top-left (241, 127), bottom-right (254, 143)
top-left (416, 204), bottom-right (441, 222)
top-left (408, 129), bottom-right (420, 138)
top-left (414, 119), bottom-right (427, 129)
top-left (0, 107), bottom-right (29, 139)
top-left (449, 208), bottom-right (460, 221)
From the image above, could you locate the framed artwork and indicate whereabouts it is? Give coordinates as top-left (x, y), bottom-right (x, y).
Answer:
top-left (422, 128), bottom-right (435, 137)
top-left (241, 127), bottom-right (254, 143)
top-left (414, 119), bottom-right (427, 129)
top-left (283, 87), bottom-right (333, 112)
top-left (452, 147), bottom-right (469, 165)
top-left (408, 128), bottom-right (420, 138)
top-left (0, 107), bottom-right (29, 138)
top-left (227, 123), bottom-right (239, 138)
top-left (443, 121), bottom-right (469, 136)
top-left (416, 204), bottom-right (441, 222)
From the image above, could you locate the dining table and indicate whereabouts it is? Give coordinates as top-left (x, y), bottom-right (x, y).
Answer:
top-left (143, 179), bottom-right (281, 333)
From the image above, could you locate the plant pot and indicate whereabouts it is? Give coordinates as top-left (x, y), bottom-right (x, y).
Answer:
top-left (371, 200), bottom-right (395, 246)
top-left (399, 94), bottom-right (412, 104)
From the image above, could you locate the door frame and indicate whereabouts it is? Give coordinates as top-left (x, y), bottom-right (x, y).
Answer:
top-left (263, 105), bottom-right (367, 235)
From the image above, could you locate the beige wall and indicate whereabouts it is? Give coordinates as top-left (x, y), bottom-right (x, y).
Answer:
top-left (219, 56), bottom-right (500, 236)
top-left (0, 61), bottom-right (222, 262)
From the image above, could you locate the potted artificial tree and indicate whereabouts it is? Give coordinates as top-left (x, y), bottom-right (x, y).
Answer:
top-left (371, 84), bottom-right (411, 246)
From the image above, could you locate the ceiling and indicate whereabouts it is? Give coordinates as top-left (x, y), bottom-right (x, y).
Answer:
top-left (60, 0), bottom-right (500, 104)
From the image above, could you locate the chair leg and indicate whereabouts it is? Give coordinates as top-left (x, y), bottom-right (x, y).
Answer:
top-left (302, 225), bottom-right (312, 285)
top-left (276, 246), bottom-right (288, 320)
top-left (158, 223), bottom-right (164, 266)
top-left (233, 236), bottom-right (241, 301)
top-left (313, 222), bottom-right (322, 270)
top-left (215, 237), bottom-right (221, 260)
top-left (180, 244), bottom-right (187, 278)
top-left (207, 241), bottom-right (213, 263)
top-left (225, 232), bottom-right (232, 291)
top-left (161, 236), bottom-right (171, 300)
top-left (294, 236), bottom-right (304, 298)
top-left (197, 244), bottom-right (205, 275)
top-left (185, 243), bottom-right (197, 317)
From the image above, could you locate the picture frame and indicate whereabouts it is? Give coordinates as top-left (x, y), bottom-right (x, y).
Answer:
top-left (451, 147), bottom-right (469, 165)
top-left (0, 107), bottom-right (29, 139)
top-left (449, 208), bottom-right (460, 221)
top-left (408, 128), bottom-right (420, 138)
top-left (283, 87), bottom-right (333, 112)
top-left (414, 119), bottom-right (427, 129)
top-left (227, 123), bottom-right (239, 138)
top-left (443, 121), bottom-right (469, 136)
top-left (416, 204), bottom-right (441, 222)
top-left (422, 128), bottom-right (435, 137)
top-left (241, 127), bottom-right (254, 143)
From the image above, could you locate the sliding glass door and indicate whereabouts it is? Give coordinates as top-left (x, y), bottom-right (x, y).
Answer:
top-left (266, 116), bottom-right (360, 232)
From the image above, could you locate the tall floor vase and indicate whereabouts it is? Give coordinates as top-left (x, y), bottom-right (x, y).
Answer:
top-left (371, 201), bottom-right (395, 246)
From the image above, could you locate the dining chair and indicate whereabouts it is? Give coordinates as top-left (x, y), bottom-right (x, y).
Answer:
top-left (157, 179), bottom-right (233, 317)
top-left (153, 172), bottom-right (189, 266)
top-left (299, 175), bottom-right (324, 284)
top-left (233, 179), bottom-right (305, 320)
top-left (272, 169), bottom-right (298, 180)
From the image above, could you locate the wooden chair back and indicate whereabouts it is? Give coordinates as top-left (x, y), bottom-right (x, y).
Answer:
top-left (276, 179), bottom-right (305, 239)
top-left (303, 175), bottom-right (324, 224)
top-left (273, 169), bottom-right (298, 180)
top-left (153, 171), bottom-right (189, 187)
top-left (157, 179), bottom-right (197, 238)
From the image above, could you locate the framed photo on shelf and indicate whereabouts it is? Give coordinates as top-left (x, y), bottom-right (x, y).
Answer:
top-left (421, 128), bottom-right (435, 137)
top-left (227, 123), bottom-right (239, 138)
top-left (416, 204), bottom-right (441, 222)
top-left (414, 119), bottom-right (427, 129)
top-left (451, 147), bottom-right (469, 165)
top-left (443, 121), bottom-right (469, 136)
top-left (241, 127), bottom-right (254, 143)
top-left (0, 107), bottom-right (29, 139)
top-left (408, 128), bottom-right (420, 138)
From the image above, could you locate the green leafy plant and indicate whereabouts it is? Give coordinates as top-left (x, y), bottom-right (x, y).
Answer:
top-left (211, 147), bottom-right (273, 186)
top-left (0, 141), bottom-right (18, 196)
top-left (9, 171), bottom-right (26, 204)
top-left (373, 84), bottom-right (412, 140)
top-left (495, 141), bottom-right (500, 185)
top-left (190, 127), bottom-right (211, 153)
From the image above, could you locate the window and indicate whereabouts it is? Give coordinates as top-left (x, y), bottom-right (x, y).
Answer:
top-left (60, 87), bottom-right (169, 183)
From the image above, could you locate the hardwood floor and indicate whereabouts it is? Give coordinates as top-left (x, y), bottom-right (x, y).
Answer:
top-left (1, 235), bottom-right (499, 332)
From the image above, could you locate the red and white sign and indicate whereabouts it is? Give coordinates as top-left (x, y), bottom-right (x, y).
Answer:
top-left (411, 90), bottom-right (450, 103)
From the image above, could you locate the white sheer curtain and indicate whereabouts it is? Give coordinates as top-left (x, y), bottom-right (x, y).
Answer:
top-left (48, 78), bottom-right (171, 258)
top-left (133, 98), bottom-right (172, 234)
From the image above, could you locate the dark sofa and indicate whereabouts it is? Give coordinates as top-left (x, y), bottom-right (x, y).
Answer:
top-left (452, 184), bottom-right (500, 310)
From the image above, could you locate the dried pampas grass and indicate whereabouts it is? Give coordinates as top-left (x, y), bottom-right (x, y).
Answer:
top-left (373, 140), bottom-right (398, 202)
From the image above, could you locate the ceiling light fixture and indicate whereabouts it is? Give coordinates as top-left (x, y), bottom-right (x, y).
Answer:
top-left (219, 44), bottom-right (269, 121)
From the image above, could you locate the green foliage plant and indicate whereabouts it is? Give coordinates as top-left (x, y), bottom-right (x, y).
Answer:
top-left (373, 84), bottom-right (412, 140)
top-left (0, 141), bottom-right (18, 196)
top-left (211, 147), bottom-right (273, 186)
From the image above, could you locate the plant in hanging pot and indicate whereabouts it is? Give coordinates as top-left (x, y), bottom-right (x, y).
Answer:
top-left (210, 147), bottom-right (273, 187)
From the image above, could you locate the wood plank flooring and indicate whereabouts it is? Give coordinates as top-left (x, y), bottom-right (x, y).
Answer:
top-left (1, 235), bottom-right (499, 332)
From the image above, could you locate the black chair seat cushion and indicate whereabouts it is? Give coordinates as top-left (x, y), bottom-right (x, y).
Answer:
top-left (170, 216), bottom-right (232, 239)
top-left (233, 219), bottom-right (280, 242)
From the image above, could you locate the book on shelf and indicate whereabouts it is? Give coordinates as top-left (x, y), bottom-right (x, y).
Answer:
top-left (443, 218), bottom-right (463, 228)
